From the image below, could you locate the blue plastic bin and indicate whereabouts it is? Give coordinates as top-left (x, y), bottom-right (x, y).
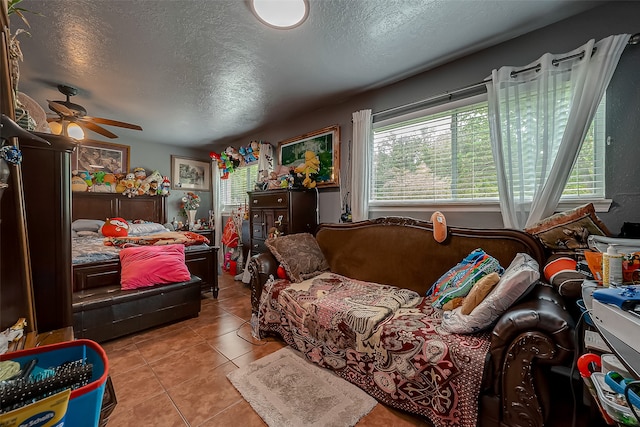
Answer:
top-left (0, 339), bottom-right (109, 427)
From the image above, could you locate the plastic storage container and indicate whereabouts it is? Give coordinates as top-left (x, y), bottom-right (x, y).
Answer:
top-left (0, 339), bottom-right (109, 427)
top-left (592, 372), bottom-right (640, 426)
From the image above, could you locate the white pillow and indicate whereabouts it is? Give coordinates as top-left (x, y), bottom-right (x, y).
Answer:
top-left (441, 253), bottom-right (540, 334)
top-left (127, 222), bottom-right (170, 235)
top-left (72, 219), bottom-right (105, 232)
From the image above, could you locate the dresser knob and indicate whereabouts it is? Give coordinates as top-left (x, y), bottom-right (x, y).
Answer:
top-left (253, 214), bottom-right (258, 218)
top-left (277, 198), bottom-right (283, 203)
top-left (253, 199), bottom-right (258, 204)
top-left (254, 244), bottom-right (259, 248)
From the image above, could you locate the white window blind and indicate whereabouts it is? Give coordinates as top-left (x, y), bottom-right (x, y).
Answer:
top-left (220, 164), bottom-right (258, 211)
top-left (371, 96), bottom-right (605, 205)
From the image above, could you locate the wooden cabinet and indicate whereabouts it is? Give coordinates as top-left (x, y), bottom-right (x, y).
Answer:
top-left (21, 133), bottom-right (75, 332)
top-left (248, 189), bottom-right (318, 255)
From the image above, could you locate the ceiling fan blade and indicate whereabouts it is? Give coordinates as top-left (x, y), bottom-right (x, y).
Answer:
top-left (47, 100), bottom-right (74, 116)
top-left (78, 120), bottom-right (119, 139)
top-left (83, 116), bottom-right (142, 131)
top-left (46, 117), bottom-right (61, 123)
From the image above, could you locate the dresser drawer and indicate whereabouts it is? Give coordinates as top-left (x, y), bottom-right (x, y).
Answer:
top-left (251, 191), bottom-right (289, 208)
top-left (251, 238), bottom-right (267, 255)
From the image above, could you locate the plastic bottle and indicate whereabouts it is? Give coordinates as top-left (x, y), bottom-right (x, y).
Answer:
top-left (602, 244), bottom-right (623, 287)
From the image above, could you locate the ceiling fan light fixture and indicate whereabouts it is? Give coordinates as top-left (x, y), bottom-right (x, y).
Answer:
top-left (49, 120), bottom-right (84, 140)
top-left (251, 0), bottom-right (308, 29)
top-left (66, 122), bottom-right (85, 140)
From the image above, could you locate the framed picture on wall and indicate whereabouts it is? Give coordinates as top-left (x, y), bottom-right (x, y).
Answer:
top-left (171, 155), bottom-right (211, 191)
top-left (278, 124), bottom-right (340, 188)
top-left (72, 140), bottom-right (130, 174)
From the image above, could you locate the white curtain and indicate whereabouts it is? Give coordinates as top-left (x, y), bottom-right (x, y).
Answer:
top-left (212, 165), bottom-right (223, 272)
top-left (487, 34), bottom-right (629, 229)
top-left (351, 109), bottom-right (372, 222)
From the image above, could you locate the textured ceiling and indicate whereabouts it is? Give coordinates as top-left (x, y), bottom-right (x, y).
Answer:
top-left (12, 0), bottom-right (600, 148)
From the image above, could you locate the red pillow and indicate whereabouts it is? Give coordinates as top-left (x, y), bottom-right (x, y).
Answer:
top-left (119, 244), bottom-right (191, 290)
top-left (102, 217), bottom-right (129, 237)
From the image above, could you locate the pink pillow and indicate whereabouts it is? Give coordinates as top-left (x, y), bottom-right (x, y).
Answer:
top-left (119, 244), bottom-right (191, 290)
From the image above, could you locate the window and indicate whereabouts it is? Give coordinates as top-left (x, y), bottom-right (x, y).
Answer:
top-left (220, 164), bottom-right (258, 212)
top-left (370, 95), bottom-right (605, 207)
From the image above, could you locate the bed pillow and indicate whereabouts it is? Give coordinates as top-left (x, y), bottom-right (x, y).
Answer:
top-left (128, 222), bottom-right (169, 235)
top-left (72, 219), bottom-right (105, 232)
top-left (524, 203), bottom-right (611, 252)
top-left (428, 248), bottom-right (503, 309)
top-left (265, 233), bottom-right (330, 283)
top-left (120, 244), bottom-right (191, 290)
top-left (441, 253), bottom-right (540, 334)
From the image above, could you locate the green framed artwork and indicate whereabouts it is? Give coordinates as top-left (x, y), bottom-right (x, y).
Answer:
top-left (278, 125), bottom-right (340, 188)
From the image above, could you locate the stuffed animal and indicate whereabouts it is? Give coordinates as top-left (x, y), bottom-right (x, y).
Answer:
top-left (137, 181), bottom-right (151, 196)
top-left (77, 170), bottom-right (93, 188)
top-left (148, 180), bottom-right (159, 195)
top-left (294, 150), bottom-right (320, 189)
top-left (133, 167), bottom-right (147, 188)
top-left (71, 171), bottom-right (88, 192)
top-left (122, 173), bottom-right (137, 198)
top-left (101, 217), bottom-right (129, 237)
top-left (160, 176), bottom-right (171, 196)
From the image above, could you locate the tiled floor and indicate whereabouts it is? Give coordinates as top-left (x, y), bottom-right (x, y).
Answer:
top-left (103, 273), bottom-right (430, 426)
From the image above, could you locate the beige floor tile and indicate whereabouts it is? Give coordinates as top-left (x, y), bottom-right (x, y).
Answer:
top-left (150, 342), bottom-right (230, 389)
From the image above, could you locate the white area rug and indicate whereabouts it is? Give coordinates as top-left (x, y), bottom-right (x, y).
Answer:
top-left (227, 347), bottom-right (377, 427)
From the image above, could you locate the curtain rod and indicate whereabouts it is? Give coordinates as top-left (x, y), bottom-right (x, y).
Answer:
top-left (372, 33), bottom-right (639, 119)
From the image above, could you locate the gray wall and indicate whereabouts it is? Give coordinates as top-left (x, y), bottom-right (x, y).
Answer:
top-left (222, 1), bottom-right (640, 231)
top-left (124, 139), bottom-right (212, 223)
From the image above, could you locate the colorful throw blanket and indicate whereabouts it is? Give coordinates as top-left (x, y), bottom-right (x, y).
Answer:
top-left (104, 231), bottom-right (209, 248)
top-left (257, 273), bottom-right (491, 427)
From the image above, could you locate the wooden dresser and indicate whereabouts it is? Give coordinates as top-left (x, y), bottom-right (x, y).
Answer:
top-left (248, 189), bottom-right (318, 256)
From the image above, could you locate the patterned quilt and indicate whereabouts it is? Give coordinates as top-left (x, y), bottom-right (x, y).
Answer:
top-left (257, 272), bottom-right (491, 427)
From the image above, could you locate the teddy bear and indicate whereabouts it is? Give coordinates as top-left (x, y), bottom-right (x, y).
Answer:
top-left (294, 150), bottom-right (320, 189)
top-left (121, 172), bottom-right (137, 198)
top-left (133, 167), bottom-right (147, 188)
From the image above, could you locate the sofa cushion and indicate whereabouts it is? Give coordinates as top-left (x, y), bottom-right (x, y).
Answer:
top-left (428, 248), bottom-right (503, 309)
top-left (266, 233), bottom-right (330, 283)
top-left (120, 244), bottom-right (191, 290)
top-left (441, 253), bottom-right (540, 334)
top-left (524, 203), bottom-right (610, 253)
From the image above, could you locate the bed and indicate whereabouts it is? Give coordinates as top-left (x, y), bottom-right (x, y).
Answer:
top-left (71, 192), bottom-right (218, 342)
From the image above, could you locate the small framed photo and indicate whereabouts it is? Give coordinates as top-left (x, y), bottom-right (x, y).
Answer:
top-left (72, 140), bottom-right (130, 174)
top-left (278, 125), bottom-right (340, 188)
top-left (171, 155), bottom-right (211, 191)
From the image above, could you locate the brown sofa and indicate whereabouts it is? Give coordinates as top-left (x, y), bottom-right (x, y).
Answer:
top-left (249, 217), bottom-right (575, 427)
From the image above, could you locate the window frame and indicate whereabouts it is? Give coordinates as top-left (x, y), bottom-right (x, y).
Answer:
top-left (369, 93), bottom-right (610, 214)
top-left (219, 163), bottom-right (258, 214)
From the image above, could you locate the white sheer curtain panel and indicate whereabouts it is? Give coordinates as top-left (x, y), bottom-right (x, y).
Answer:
top-left (213, 166), bottom-right (223, 269)
top-left (487, 34), bottom-right (629, 229)
top-left (351, 109), bottom-right (372, 222)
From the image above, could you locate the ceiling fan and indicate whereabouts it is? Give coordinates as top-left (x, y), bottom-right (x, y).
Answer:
top-left (46, 84), bottom-right (142, 139)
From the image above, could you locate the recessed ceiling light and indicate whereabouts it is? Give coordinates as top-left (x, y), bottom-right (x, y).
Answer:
top-left (251, 0), bottom-right (309, 30)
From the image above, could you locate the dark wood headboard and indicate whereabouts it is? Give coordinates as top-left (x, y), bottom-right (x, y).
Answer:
top-left (72, 192), bottom-right (167, 224)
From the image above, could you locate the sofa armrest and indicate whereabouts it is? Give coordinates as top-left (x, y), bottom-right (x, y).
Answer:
top-left (248, 251), bottom-right (279, 314)
top-left (486, 283), bottom-right (575, 427)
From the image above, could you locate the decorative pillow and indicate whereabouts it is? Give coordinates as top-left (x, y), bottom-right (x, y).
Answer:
top-left (265, 233), bottom-right (330, 283)
top-left (543, 254), bottom-right (588, 298)
top-left (101, 217), bottom-right (129, 237)
top-left (119, 244), bottom-right (191, 290)
top-left (128, 222), bottom-right (169, 235)
top-left (524, 203), bottom-right (611, 252)
top-left (76, 230), bottom-right (100, 237)
top-left (441, 253), bottom-right (540, 334)
top-left (428, 248), bottom-right (503, 309)
top-left (460, 272), bottom-right (500, 315)
top-left (72, 219), bottom-right (105, 232)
